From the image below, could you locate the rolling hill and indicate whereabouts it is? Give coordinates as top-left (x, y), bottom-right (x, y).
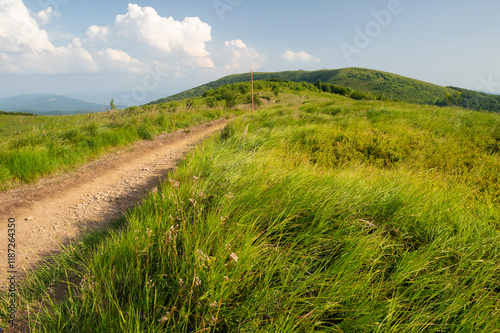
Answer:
top-left (0, 94), bottom-right (121, 115)
top-left (148, 67), bottom-right (500, 112)
top-left (4, 81), bottom-right (499, 331)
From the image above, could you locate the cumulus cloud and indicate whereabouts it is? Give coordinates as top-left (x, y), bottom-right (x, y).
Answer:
top-left (224, 39), bottom-right (265, 70)
top-left (0, 0), bottom-right (98, 74)
top-left (34, 6), bottom-right (60, 26)
top-left (0, 0), bottom-right (149, 74)
top-left (115, 4), bottom-right (214, 67)
top-left (0, 38), bottom-right (98, 74)
top-left (0, 1), bottom-right (214, 75)
top-left (0, 0), bottom-right (54, 53)
top-left (95, 48), bottom-right (148, 73)
top-left (283, 50), bottom-right (320, 63)
top-left (86, 25), bottom-right (109, 42)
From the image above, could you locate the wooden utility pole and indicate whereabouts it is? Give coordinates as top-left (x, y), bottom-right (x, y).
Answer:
top-left (251, 66), bottom-right (254, 113)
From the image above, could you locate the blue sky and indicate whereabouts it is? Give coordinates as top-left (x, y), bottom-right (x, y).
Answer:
top-left (1, 0), bottom-right (499, 105)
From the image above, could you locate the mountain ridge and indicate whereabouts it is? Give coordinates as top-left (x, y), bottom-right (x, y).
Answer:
top-left (0, 94), bottom-right (124, 115)
top-left (148, 67), bottom-right (500, 112)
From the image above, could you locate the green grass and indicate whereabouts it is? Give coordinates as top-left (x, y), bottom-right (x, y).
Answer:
top-left (1, 88), bottom-right (499, 332)
top-left (149, 68), bottom-right (500, 112)
top-left (0, 100), bottom-right (237, 191)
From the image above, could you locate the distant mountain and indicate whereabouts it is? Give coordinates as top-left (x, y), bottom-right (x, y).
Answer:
top-left (148, 68), bottom-right (500, 112)
top-left (0, 94), bottom-right (121, 115)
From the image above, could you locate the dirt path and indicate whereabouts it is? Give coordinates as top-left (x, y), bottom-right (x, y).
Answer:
top-left (0, 119), bottom-right (227, 288)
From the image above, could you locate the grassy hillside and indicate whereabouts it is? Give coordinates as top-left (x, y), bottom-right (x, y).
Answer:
top-left (149, 68), bottom-right (500, 112)
top-left (5, 83), bottom-right (500, 332)
top-left (0, 101), bottom-right (237, 191)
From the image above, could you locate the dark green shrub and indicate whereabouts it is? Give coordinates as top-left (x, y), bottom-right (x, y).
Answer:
top-left (61, 129), bottom-right (81, 143)
top-left (137, 124), bottom-right (153, 140)
top-left (238, 84), bottom-right (250, 95)
top-left (167, 102), bottom-right (178, 113)
top-left (85, 122), bottom-right (99, 136)
top-left (206, 96), bottom-right (216, 108)
top-left (272, 84), bottom-right (280, 96)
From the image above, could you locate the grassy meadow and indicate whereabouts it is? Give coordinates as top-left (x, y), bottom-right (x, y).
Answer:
top-left (0, 100), bottom-right (236, 191)
top-left (1, 84), bottom-right (500, 332)
top-left (151, 68), bottom-right (500, 113)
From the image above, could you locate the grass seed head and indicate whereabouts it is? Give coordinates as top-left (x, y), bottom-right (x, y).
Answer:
top-left (158, 313), bottom-right (170, 322)
top-left (229, 252), bottom-right (238, 265)
top-left (194, 276), bottom-right (201, 286)
top-left (169, 178), bottom-right (180, 189)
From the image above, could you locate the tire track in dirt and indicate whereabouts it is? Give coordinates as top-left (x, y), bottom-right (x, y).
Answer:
top-left (0, 119), bottom-right (227, 288)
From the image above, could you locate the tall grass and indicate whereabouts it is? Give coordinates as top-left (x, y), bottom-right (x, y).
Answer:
top-left (1, 88), bottom-right (499, 332)
top-left (0, 102), bottom-right (235, 191)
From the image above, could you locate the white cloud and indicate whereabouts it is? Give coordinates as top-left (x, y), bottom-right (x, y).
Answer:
top-left (0, 1), bottom-right (148, 75)
top-left (34, 6), bottom-right (60, 26)
top-left (115, 3), bottom-right (214, 67)
top-left (0, 0), bottom-right (54, 53)
top-left (224, 39), bottom-right (265, 70)
top-left (95, 48), bottom-right (148, 73)
top-left (0, 1), bottom-right (217, 76)
top-left (0, 0), bottom-right (98, 74)
top-left (86, 25), bottom-right (109, 42)
top-left (283, 50), bottom-right (320, 63)
top-left (4, 38), bottom-right (98, 74)
top-left (227, 39), bottom-right (246, 49)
